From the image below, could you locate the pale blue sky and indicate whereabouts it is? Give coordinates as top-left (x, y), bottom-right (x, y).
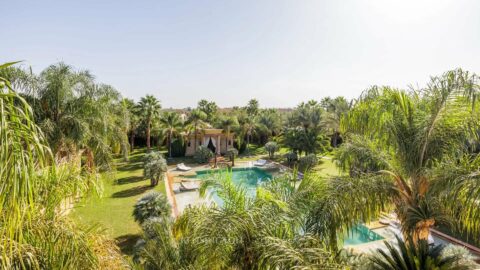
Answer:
top-left (2, 0), bottom-right (480, 108)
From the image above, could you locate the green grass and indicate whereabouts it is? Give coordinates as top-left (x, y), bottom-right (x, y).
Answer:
top-left (313, 156), bottom-right (342, 177)
top-left (71, 149), bottom-right (165, 254)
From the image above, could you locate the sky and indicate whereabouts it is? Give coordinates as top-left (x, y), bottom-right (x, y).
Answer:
top-left (2, 0), bottom-right (480, 108)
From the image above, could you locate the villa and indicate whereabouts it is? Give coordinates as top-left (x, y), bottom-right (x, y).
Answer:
top-left (185, 128), bottom-right (235, 156)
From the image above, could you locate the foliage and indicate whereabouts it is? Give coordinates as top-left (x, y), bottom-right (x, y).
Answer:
top-left (285, 151), bottom-right (298, 165)
top-left (264, 141), bottom-right (279, 159)
top-left (159, 111), bottom-right (182, 158)
top-left (170, 138), bottom-right (186, 157)
top-left (298, 154), bottom-right (318, 171)
top-left (329, 69), bottom-right (480, 244)
top-left (441, 244), bottom-right (478, 269)
top-left (137, 95), bottom-right (161, 150)
top-left (370, 236), bottom-right (469, 270)
top-left (143, 151), bottom-right (167, 186)
top-left (246, 98), bottom-right (259, 117)
top-left (197, 99), bottom-right (218, 121)
top-left (132, 173), bottom-right (343, 269)
top-left (194, 145), bottom-right (214, 164)
top-left (0, 63), bottom-right (124, 269)
top-left (133, 191), bottom-right (171, 225)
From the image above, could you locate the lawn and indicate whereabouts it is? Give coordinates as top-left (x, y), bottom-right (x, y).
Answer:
top-left (71, 149), bottom-right (165, 253)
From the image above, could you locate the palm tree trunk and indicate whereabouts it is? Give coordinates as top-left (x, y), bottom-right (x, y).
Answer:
top-left (169, 130), bottom-right (173, 158)
top-left (130, 132), bottom-right (135, 151)
top-left (247, 133), bottom-right (250, 156)
top-left (194, 123), bottom-right (198, 151)
top-left (147, 118), bottom-right (151, 150)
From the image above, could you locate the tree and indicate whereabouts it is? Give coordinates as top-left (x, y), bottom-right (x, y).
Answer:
top-left (264, 141), bottom-right (279, 159)
top-left (0, 62), bottom-right (124, 269)
top-left (144, 151), bottom-right (167, 186)
top-left (124, 98), bottom-right (140, 151)
top-left (241, 117), bottom-right (257, 156)
top-left (369, 236), bottom-right (468, 270)
top-left (246, 98), bottom-right (259, 117)
top-left (256, 108), bottom-right (282, 141)
top-left (186, 109), bottom-right (207, 152)
top-left (219, 116), bottom-right (238, 147)
top-left (319, 69), bottom-right (480, 245)
top-left (145, 174), bottom-right (342, 269)
top-left (321, 96), bottom-right (349, 147)
top-left (159, 112), bottom-right (182, 158)
top-left (226, 147), bottom-right (238, 166)
top-left (133, 191), bottom-right (171, 225)
top-left (137, 95), bottom-right (161, 150)
top-left (197, 99), bottom-right (218, 121)
top-left (284, 100), bottom-right (328, 155)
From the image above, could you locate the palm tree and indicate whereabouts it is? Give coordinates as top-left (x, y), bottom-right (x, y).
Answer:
top-left (321, 96), bottom-right (349, 147)
top-left (0, 62), bottom-right (124, 269)
top-left (123, 98), bottom-right (139, 151)
top-left (256, 108), bottom-right (282, 141)
top-left (159, 111), bottom-right (182, 158)
top-left (370, 236), bottom-right (468, 270)
top-left (134, 173), bottom-right (341, 269)
top-left (186, 109), bottom-right (207, 152)
top-left (312, 69), bottom-right (480, 245)
top-left (242, 117), bottom-right (257, 156)
top-left (246, 98), bottom-right (259, 117)
top-left (137, 95), bottom-right (161, 150)
top-left (219, 116), bottom-right (238, 148)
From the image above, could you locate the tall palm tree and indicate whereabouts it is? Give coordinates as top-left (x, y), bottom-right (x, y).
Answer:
top-left (321, 96), bottom-right (350, 147)
top-left (137, 95), bottom-right (161, 150)
top-left (310, 69), bottom-right (480, 245)
top-left (219, 116), bottom-right (238, 148)
top-left (242, 117), bottom-right (257, 156)
top-left (256, 108), bottom-right (282, 141)
top-left (159, 111), bottom-right (182, 158)
top-left (186, 109), bottom-right (207, 152)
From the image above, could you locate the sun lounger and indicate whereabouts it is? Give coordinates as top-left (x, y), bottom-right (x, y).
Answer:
top-left (176, 163), bottom-right (192, 171)
top-left (379, 218), bottom-right (390, 225)
top-left (253, 159), bottom-right (267, 166)
top-left (179, 182), bottom-right (199, 192)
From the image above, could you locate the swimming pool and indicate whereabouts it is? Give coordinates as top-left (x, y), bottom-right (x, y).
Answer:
top-left (342, 225), bottom-right (384, 245)
top-left (186, 167), bottom-right (272, 205)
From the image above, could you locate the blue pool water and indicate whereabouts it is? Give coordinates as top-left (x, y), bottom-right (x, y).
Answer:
top-left (187, 167), bottom-right (272, 205)
top-left (342, 225), bottom-right (384, 245)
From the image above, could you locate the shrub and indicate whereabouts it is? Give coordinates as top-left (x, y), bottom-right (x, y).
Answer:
top-left (441, 244), bottom-right (478, 269)
top-left (133, 191), bottom-right (171, 225)
top-left (299, 154), bottom-right (318, 171)
top-left (285, 152), bottom-right (298, 165)
top-left (144, 151), bottom-right (167, 186)
top-left (194, 146), bottom-right (214, 164)
top-left (264, 142), bottom-right (279, 159)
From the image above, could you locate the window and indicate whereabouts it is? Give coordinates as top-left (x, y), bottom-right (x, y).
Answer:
top-left (187, 141), bottom-right (191, 147)
top-left (228, 140), bottom-right (231, 145)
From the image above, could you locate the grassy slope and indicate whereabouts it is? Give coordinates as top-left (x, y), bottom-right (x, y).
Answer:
top-left (71, 149), bottom-right (165, 252)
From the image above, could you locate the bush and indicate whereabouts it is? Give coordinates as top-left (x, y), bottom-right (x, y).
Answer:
top-left (133, 191), bottom-right (171, 225)
top-left (144, 151), bottom-right (167, 186)
top-left (264, 141), bottom-right (279, 159)
top-left (194, 146), bottom-right (214, 164)
top-left (299, 154), bottom-right (318, 171)
top-left (285, 152), bottom-right (298, 165)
